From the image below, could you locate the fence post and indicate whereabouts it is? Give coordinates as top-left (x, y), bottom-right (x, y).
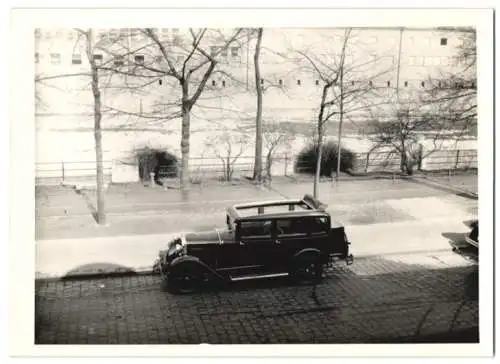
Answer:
top-left (150, 172), bottom-right (155, 188)
top-left (61, 161), bottom-right (65, 183)
top-left (455, 149), bottom-right (460, 170)
top-left (284, 154), bottom-right (288, 177)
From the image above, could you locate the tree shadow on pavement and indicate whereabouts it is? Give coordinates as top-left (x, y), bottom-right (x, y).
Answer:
top-left (73, 188), bottom-right (99, 223)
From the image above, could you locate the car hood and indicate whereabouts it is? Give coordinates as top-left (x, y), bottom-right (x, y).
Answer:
top-left (184, 228), bottom-right (234, 244)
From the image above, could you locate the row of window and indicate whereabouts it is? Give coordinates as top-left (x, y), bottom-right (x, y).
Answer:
top-left (35, 47), bottom-right (242, 65)
top-left (34, 28), bottom-right (180, 41)
top-left (202, 78), bottom-right (474, 89)
top-left (408, 55), bottom-right (470, 67)
top-left (33, 29), bottom-right (450, 48)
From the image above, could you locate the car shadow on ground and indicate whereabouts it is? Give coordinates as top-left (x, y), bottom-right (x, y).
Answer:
top-left (61, 262), bottom-right (138, 280)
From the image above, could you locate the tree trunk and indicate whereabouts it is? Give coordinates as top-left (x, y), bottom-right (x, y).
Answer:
top-left (314, 125), bottom-right (323, 199)
top-left (180, 84), bottom-right (191, 191)
top-left (86, 29), bottom-right (106, 225)
top-left (253, 28), bottom-right (264, 182)
top-left (265, 150), bottom-right (272, 182)
top-left (336, 64), bottom-right (345, 181)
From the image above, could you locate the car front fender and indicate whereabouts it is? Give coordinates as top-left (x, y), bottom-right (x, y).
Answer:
top-left (169, 255), bottom-right (225, 281)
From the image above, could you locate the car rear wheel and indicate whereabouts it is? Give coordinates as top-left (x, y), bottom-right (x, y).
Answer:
top-left (291, 255), bottom-right (324, 285)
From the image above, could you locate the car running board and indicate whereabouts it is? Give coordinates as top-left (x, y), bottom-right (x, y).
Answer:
top-left (464, 235), bottom-right (479, 248)
top-left (230, 272), bottom-right (289, 282)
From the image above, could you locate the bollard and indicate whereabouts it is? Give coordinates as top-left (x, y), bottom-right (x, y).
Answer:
top-left (150, 172), bottom-right (155, 188)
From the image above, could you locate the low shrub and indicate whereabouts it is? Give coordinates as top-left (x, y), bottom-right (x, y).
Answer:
top-left (294, 140), bottom-right (356, 177)
top-left (134, 147), bottom-right (179, 183)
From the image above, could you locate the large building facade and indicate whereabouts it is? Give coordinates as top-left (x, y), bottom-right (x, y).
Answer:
top-left (35, 27), bottom-right (476, 181)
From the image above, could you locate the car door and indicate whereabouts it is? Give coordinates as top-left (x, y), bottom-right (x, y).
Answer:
top-left (217, 219), bottom-right (275, 272)
top-left (275, 218), bottom-right (311, 263)
top-left (276, 216), bottom-right (330, 262)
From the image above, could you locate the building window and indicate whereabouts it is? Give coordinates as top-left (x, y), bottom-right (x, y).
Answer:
top-left (93, 54), bottom-right (103, 64)
top-left (114, 56), bottom-right (124, 67)
top-left (212, 80), bottom-right (216, 86)
top-left (158, 79), bottom-right (163, 86)
top-left (231, 47), bottom-right (239, 57)
top-left (35, 28), bottom-right (41, 39)
top-left (177, 55), bottom-right (184, 63)
top-left (315, 80), bottom-right (320, 86)
top-left (404, 81), bottom-right (408, 87)
top-left (387, 81), bottom-right (391, 87)
top-left (260, 78), bottom-right (264, 85)
top-left (222, 80), bottom-right (226, 87)
top-left (210, 46), bottom-right (218, 57)
top-left (221, 48), bottom-right (228, 57)
top-left (297, 79), bottom-right (301, 86)
top-left (279, 79), bottom-right (283, 86)
top-left (440, 37), bottom-right (448, 46)
top-left (369, 80), bottom-right (373, 87)
top-left (421, 81), bottom-right (425, 87)
top-left (35, 52), bottom-right (39, 63)
top-left (72, 54), bottom-right (82, 65)
top-left (134, 55), bottom-right (145, 64)
top-left (50, 53), bottom-right (61, 64)
top-left (154, 55), bottom-right (163, 64)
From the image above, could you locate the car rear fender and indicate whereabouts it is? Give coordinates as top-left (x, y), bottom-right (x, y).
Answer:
top-left (293, 248), bottom-right (324, 264)
top-left (169, 255), bottom-right (225, 281)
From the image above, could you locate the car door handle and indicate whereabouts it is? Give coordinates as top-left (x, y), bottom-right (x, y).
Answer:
top-left (275, 240), bottom-right (281, 245)
top-left (239, 241), bottom-right (246, 246)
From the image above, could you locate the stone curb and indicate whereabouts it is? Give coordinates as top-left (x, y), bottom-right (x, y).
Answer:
top-left (404, 175), bottom-right (478, 200)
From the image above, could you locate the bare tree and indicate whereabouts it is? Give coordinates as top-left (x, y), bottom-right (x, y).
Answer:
top-left (424, 28), bottom-right (477, 140)
top-left (35, 28), bottom-right (124, 225)
top-left (262, 121), bottom-right (296, 182)
top-left (205, 131), bottom-right (249, 182)
top-left (294, 28), bottom-right (393, 197)
top-left (107, 28), bottom-right (245, 192)
top-left (367, 102), bottom-right (448, 174)
top-left (253, 28), bottom-right (264, 182)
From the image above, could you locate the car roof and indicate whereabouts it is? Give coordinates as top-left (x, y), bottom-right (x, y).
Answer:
top-left (237, 210), bottom-right (330, 221)
top-left (227, 194), bottom-right (328, 221)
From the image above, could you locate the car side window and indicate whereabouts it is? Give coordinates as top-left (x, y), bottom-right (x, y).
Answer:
top-left (276, 218), bottom-right (308, 237)
top-left (239, 220), bottom-right (273, 239)
top-left (310, 216), bottom-right (329, 235)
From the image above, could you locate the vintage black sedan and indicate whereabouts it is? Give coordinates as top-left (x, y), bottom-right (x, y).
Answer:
top-left (465, 220), bottom-right (478, 248)
top-left (154, 194), bottom-right (354, 293)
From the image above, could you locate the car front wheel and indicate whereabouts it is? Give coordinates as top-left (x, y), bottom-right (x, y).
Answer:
top-left (168, 263), bottom-right (206, 294)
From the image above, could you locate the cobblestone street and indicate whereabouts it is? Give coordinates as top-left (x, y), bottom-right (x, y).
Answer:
top-left (35, 252), bottom-right (478, 344)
